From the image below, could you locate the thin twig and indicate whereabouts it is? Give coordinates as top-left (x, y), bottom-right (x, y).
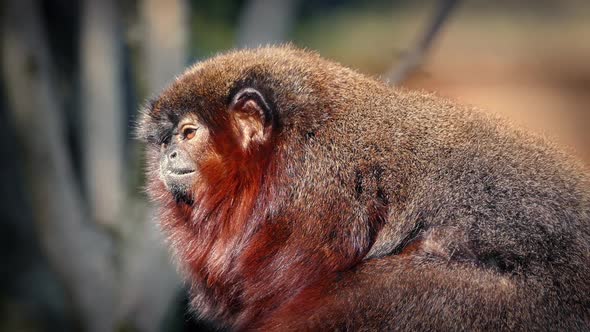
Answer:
top-left (385, 0), bottom-right (460, 85)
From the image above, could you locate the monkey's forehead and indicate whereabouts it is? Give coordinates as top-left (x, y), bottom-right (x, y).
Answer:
top-left (144, 46), bottom-right (322, 115)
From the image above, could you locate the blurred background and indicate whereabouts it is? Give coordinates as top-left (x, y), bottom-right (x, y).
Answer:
top-left (1, 0), bottom-right (589, 331)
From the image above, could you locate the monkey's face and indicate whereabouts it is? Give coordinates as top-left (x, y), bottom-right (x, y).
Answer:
top-left (158, 114), bottom-right (207, 202)
top-left (140, 74), bottom-right (276, 206)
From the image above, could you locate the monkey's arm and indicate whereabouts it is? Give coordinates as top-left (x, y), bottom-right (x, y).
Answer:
top-left (256, 255), bottom-right (579, 331)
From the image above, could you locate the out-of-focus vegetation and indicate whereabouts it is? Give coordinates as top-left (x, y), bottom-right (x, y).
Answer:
top-left (1, 0), bottom-right (588, 331)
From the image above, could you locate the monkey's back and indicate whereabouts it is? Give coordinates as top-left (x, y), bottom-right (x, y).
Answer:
top-left (324, 77), bottom-right (590, 267)
top-left (239, 47), bottom-right (590, 328)
top-left (233, 46), bottom-right (590, 303)
top-left (321, 82), bottom-right (590, 329)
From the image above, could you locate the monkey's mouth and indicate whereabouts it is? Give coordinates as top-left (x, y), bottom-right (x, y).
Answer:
top-left (163, 169), bottom-right (196, 204)
top-left (169, 168), bottom-right (195, 176)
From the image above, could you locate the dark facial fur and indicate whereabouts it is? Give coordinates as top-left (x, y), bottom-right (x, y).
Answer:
top-left (138, 46), bottom-right (590, 331)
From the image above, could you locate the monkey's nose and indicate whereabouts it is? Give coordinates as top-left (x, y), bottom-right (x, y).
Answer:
top-left (163, 146), bottom-right (196, 176)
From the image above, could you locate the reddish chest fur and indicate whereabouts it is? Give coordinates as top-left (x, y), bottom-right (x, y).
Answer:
top-left (152, 130), bottom-right (372, 330)
top-left (151, 133), bottom-right (334, 329)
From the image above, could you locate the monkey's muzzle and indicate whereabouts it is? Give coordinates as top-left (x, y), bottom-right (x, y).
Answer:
top-left (160, 145), bottom-right (196, 200)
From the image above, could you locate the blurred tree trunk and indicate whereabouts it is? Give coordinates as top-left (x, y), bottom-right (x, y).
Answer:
top-left (80, 0), bottom-right (126, 226)
top-left (237, 0), bottom-right (300, 48)
top-left (143, 0), bottom-right (188, 93)
top-left (3, 0), bottom-right (193, 330)
top-left (1, 0), bottom-right (117, 331)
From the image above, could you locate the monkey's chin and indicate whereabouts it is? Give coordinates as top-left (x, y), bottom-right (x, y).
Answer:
top-left (169, 185), bottom-right (194, 205)
top-left (164, 175), bottom-right (195, 205)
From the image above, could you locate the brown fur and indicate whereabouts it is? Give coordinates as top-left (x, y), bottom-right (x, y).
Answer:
top-left (138, 46), bottom-right (590, 331)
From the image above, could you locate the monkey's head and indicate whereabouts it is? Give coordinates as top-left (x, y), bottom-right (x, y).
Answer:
top-left (140, 83), bottom-right (274, 205)
top-left (138, 46), bottom-right (332, 205)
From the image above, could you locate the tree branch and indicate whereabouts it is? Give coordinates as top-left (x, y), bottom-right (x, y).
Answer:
top-left (384, 0), bottom-right (460, 85)
top-left (80, 0), bottom-right (126, 226)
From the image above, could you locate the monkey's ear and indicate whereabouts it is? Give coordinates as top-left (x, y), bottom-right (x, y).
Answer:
top-left (230, 88), bottom-right (273, 149)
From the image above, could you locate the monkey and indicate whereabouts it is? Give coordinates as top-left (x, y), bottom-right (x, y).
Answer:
top-left (137, 46), bottom-right (590, 331)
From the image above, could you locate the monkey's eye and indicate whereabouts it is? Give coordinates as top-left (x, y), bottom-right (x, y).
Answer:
top-left (181, 125), bottom-right (198, 140)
